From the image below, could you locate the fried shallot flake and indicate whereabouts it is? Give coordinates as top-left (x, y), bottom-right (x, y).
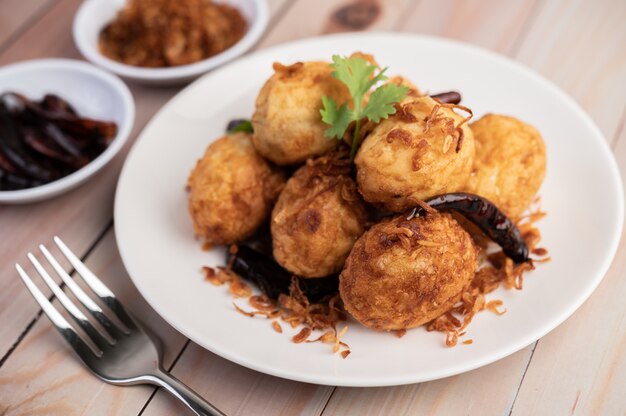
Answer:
top-left (292, 327), bottom-right (312, 343)
top-left (202, 266), bottom-right (220, 285)
top-left (273, 61), bottom-right (304, 77)
top-left (249, 295), bottom-right (277, 311)
top-left (272, 321), bottom-right (283, 333)
top-left (228, 276), bottom-right (252, 298)
top-left (394, 329), bottom-right (407, 338)
top-left (445, 331), bottom-right (458, 347)
top-left (210, 270), bottom-right (349, 355)
top-left (423, 102), bottom-right (473, 153)
top-left (486, 300), bottom-right (507, 315)
top-left (233, 303), bottom-right (262, 318)
top-left (307, 330), bottom-right (336, 344)
top-left (427, 205), bottom-right (548, 347)
top-left (99, 0), bottom-right (247, 68)
top-left (334, 326), bottom-right (348, 353)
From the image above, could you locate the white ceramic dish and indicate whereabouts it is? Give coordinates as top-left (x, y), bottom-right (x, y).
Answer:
top-left (0, 59), bottom-right (134, 204)
top-left (114, 33), bottom-right (624, 387)
top-left (73, 0), bottom-right (269, 85)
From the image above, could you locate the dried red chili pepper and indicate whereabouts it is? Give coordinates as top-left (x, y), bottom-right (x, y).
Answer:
top-left (410, 192), bottom-right (530, 263)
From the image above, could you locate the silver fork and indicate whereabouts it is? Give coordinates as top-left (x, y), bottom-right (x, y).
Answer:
top-left (16, 236), bottom-right (225, 416)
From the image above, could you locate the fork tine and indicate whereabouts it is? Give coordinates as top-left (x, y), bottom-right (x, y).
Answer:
top-left (16, 263), bottom-right (101, 358)
top-left (27, 252), bottom-right (114, 347)
top-left (53, 236), bottom-right (138, 331)
top-left (40, 243), bottom-right (128, 338)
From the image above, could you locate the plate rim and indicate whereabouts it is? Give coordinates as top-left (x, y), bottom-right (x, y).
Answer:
top-left (114, 32), bottom-right (625, 386)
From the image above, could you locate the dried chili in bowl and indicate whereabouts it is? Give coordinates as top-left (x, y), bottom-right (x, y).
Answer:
top-left (0, 92), bottom-right (117, 191)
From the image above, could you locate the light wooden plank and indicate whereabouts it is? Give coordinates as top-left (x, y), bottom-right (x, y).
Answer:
top-left (514, 0), bottom-right (626, 139)
top-left (258, 0), bottom-right (415, 48)
top-left (142, 342), bottom-right (333, 416)
top-left (0, 0), bottom-right (81, 65)
top-left (265, 0), bottom-right (291, 25)
top-left (399, 0), bottom-right (540, 54)
top-left (0, 0), bottom-right (56, 51)
top-left (0, 231), bottom-right (188, 415)
top-left (322, 347), bottom-right (535, 416)
top-left (0, 0), bottom-right (288, 360)
top-left (509, 112), bottom-right (626, 416)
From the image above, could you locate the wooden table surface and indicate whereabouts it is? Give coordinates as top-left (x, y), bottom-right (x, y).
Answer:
top-left (1, 0), bottom-right (625, 414)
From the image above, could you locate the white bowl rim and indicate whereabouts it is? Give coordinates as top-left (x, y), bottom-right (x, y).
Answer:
top-left (0, 58), bottom-right (135, 203)
top-left (72, 0), bottom-right (269, 81)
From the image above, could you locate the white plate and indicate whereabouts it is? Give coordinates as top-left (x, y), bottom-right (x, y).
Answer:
top-left (115, 33), bottom-right (624, 386)
top-left (73, 0), bottom-right (268, 85)
top-left (0, 59), bottom-right (134, 204)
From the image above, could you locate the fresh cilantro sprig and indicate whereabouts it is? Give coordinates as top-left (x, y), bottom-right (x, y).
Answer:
top-left (320, 55), bottom-right (408, 160)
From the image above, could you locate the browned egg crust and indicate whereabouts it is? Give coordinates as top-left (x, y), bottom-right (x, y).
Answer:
top-left (271, 156), bottom-right (369, 278)
top-left (340, 212), bottom-right (477, 331)
top-left (355, 96), bottom-right (474, 212)
top-left (251, 61), bottom-right (351, 165)
top-left (187, 132), bottom-right (285, 245)
top-left (464, 114), bottom-right (546, 219)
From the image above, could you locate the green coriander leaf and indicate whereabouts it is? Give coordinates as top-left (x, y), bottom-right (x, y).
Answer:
top-left (320, 96), bottom-right (353, 139)
top-left (330, 55), bottom-right (376, 101)
top-left (362, 84), bottom-right (409, 123)
top-left (320, 54), bottom-right (409, 159)
top-left (363, 66), bottom-right (389, 94)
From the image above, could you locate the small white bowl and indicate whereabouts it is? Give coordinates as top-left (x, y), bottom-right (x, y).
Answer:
top-left (0, 59), bottom-right (135, 204)
top-left (73, 0), bottom-right (269, 85)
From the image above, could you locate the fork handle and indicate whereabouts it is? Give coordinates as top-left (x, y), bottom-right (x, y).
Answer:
top-left (148, 369), bottom-right (226, 416)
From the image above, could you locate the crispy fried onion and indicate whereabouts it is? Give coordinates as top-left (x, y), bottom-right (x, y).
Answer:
top-left (426, 205), bottom-right (548, 347)
top-left (227, 277), bottom-right (350, 357)
top-left (203, 265), bottom-right (251, 297)
top-left (272, 61), bottom-right (304, 77)
top-left (424, 102), bottom-right (473, 153)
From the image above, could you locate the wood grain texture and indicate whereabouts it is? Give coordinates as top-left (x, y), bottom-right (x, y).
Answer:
top-left (0, 231), bottom-right (188, 416)
top-left (142, 342), bottom-right (333, 416)
top-left (509, 112), bottom-right (626, 416)
top-left (258, 0), bottom-right (414, 48)
top-left (514, 0), bottom-right (626, 139)
top-left (322, 347), bottom-right (535, 416)
top-left (0, 0), bottom-right (81, 65)
top-left (0, 0), bottom-right (56, 51)
top-left (399, 0), bottom-right (540, 54)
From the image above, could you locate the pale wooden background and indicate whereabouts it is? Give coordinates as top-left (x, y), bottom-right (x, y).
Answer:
top-left (0, 0), bottom-right (625, 415)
